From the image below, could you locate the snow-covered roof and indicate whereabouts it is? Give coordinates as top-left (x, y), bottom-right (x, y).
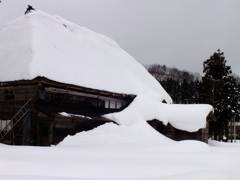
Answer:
top-left (0, 9), bottom-right (170, 99)
top-left (0, 9), bottom-right (213, 133)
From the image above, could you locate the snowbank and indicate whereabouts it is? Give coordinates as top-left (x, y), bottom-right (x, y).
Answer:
top-left (1, 122), bottom-right (240, 180)
top-left (208, 139), bottom-right (240, 147)
top-left (58, 122), bottom-right (173, 147)
top-left (59, 123), bottom-right (210, 152)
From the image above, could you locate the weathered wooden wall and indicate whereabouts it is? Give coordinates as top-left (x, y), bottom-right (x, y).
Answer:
top-left (148, 119), bottom-right (208, 143)
top-left (0, 77), bottom-right (135, 146)
top-left (0, 85), bottom-right (38, 120)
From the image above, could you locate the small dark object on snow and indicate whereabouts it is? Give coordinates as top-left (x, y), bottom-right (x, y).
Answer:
top-left (25, 5), bottom-right (35, 15)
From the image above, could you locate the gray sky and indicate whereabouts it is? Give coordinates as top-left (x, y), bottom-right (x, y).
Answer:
top-left (1, 0), bottom-right (240, 75)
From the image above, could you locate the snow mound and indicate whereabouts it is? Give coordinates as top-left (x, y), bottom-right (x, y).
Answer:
top-left (58, 122), bottom-right (173, 147)
top-left (208, 139), bottom-right (240, 147)
top-left (58, 122), bottom-right (210, 153)
top-left (159, 140), bottom-right (210, 152)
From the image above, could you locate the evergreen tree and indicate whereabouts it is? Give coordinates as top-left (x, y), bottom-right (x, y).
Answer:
top-left (188, 80), bottom-right (200, 104)
top-left (160, 78), bottom-right (181, 103)
top-left (200, 49), bottom-right (240, 140)
top-left (180, 78), bottom-right (189, 104)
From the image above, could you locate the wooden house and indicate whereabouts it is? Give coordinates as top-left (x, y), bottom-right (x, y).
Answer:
top-left (0, 77), bottom-right (135, 146)
top-left (0, 75), bottom-right (213, 145)
top-left (0, 8), bottom-right (213, 146)
top-left (148, 111), bottom-right (214, 143)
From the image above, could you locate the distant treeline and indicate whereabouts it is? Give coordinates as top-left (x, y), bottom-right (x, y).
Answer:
top-left (146, 64), bottom-right (240, 105)
top-left (146, 64), bottom-right (201, 82)
top-left (146, 64), bottom-right (201, 104)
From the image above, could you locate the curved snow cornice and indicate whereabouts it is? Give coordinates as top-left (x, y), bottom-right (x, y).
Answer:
top-left (0, 9), bottom-right (213, 133)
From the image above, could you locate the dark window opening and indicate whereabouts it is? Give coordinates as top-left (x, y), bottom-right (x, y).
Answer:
top-left (41, 125), bottom-right (49, 137)
top-left (4, 90), bottom-right (15, 100)
top-left (39, 91), bottom-right (105, 108)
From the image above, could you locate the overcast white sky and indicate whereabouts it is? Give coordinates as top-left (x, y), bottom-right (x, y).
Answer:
top-left (0, 0), bottom-right (240, 75)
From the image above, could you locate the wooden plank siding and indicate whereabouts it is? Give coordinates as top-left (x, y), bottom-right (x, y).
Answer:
top-left (0, 85), bottom-right (38, 119)
top-left (0, 76), bottom-right (136, 146)
top-left (147, 118), bottom-right (211, 143)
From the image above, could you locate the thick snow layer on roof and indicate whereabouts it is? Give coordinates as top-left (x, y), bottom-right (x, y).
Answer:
top-left (0, 10), bottom-right (170, 99)
top-left (0, 9), bottom-right (213, 132)
top-left (166, 104), bottom-right (213, 132)
top-left (105, 103), bottom-right (213, 132)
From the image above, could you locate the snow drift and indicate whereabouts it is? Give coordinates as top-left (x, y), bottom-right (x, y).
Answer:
top-left (0, 9), bottom-right (212, 133)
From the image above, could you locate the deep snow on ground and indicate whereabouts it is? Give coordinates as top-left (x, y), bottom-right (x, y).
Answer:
top-left (0, 123), bottom-right (240, 180)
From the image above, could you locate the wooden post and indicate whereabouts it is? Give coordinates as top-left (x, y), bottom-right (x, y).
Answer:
top-left (37, 123), bottom-right (40, 146)
top-left (73, 119), bottom-right (76, 134)
top-left (49, 121), bottom-right (53, 145)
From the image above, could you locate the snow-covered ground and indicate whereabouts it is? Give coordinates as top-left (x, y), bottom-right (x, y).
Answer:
top-left (0, 123), bottom-right (240, 180)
